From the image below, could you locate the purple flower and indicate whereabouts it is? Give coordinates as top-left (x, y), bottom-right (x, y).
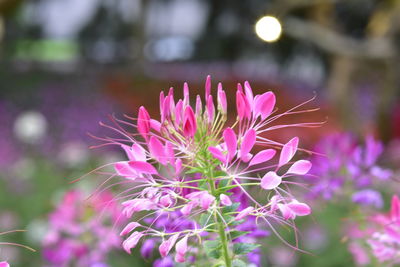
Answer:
top-left (352, 189), bottom-right (383, 208)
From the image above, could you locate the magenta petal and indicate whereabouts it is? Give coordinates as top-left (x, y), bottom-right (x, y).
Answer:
top-left (183, 106), bottom-right (197, 138)
top-left (279, 137), bottom-right (299, 167)
top-left (206, 95), bottom-right (215, 123)
top-left (183, 82), bottom-right (190, 106)
top-left (236, 89), bottom-right (251, 120)
top-left (220, 194), bottom-right (232, 206)
top-left (175, 100), bottom-right (183, 126)
top-left (287, 201), bottom-right (311, 216)
top-left (150, 119), bottom-right (161, 132)
top-left (195, 95), bottom-right (202, 117)
top-left (175, 235), bottom-right (189, 261)
top-left (0, 262), bottom-right (10, 267)
top-left (131, 143), bottom-right (146, 162)
top-left (149, 137), bottom-right (167, 165)
top-left (278, 204), bottom-right (295, 220)
top-left (286, 160), bottom-right (312, 175)
top-left (235, 206), bottom-right (254, 221)
top-left (200, 193), bottom-right (215, 210)
top-left (120, 222), bottom-right (141, 236)
top-left (391, 195), bottom-right (400, 220)
top-left (244, 81), bottom-right (254, 107)
top-left (217, 83), bottom-right (227, 114)
top-left (137, 106), bottom-right (151, 138)
top-left (205, 75), bottom-right (211, 100)
top-left (254, 92), bottom-right (276, 120)
top-left (115, 162), bottom-right (137, 179)
top-left (123, 231), bottom-right (144, 254)
top-left (128, 161), bottom-right (158, 175)
top-left (208, 147), bottom-right (226, 164)
top-left (249, 149), bottom-right (276, 166)
top-left (223, 128), bottom-right (237, 162)
top-left (159, 233), bottom-right (180, 257)
top-left (261, 171), bottom-right (282, 190)
top-left (240, 129), bottom-right (256, 161)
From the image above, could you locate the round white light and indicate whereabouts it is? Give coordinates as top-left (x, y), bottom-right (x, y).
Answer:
top-left (255, 16), bottom-right (282, 43)
top-left (14, 111), bottom-right (47, 144)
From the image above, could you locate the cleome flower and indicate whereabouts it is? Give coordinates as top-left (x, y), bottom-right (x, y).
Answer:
top-left (42, 190), bottom-right (123, 267)
top-left (347, 195), bottom-right (400, 266)
top-left (91, 76), bottom-right (320, 266)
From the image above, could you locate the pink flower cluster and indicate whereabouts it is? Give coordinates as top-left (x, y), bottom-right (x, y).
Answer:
top-left (42, 190), bottom-right (123, 267)
top-left (348, 195), bottom-right (400, 265)
top-left (97, 76), bottom-right (317, 265)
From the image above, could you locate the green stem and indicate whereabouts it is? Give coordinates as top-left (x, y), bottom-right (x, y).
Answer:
top-left (217, 214), bottom-right (232, 267)
top-left (207, 169), bottom-right (232, 267)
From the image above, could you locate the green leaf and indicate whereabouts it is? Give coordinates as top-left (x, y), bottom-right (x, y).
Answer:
top-left (222, 203), bottom-right (240, 214)
top-left (232, 259), bottom-right (247, 267)
top-left (233, 243), bottom-right (260, 255)
top-left (199, 213), bottom-right (211, 228)
top-left (204, 240), bottom-right (222, 259)
top-left (228, 231), bottom-right (249, 240)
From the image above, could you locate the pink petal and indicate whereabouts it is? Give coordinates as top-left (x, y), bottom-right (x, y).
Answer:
top-left (131, 143), bottom-right (146, 162)
top-left (254, 92), bottom-right (276, 120)
top-left (240, 129), bottom-right (256, 161)
top-left (160, 195), bottom-right (173, 207)
top-left (183, 106), bottom-right (197, 138)
top-left (261, 171), bottom-right (282, 190)
top-left (244, 81), bottom-right (254, 107)
top-left (175, 253), bottom-right (186, 263)
top-left (206, 95), bottom-right (215, 123)
top-left (195, 95), bottom-right (202, 117)
top-left (174, 158), bottom-right (182, 175)
top-left (137, 106), bottom-right (151, 138)
top-left (205, 75), bottom-right (211, 100)
top-left (120, 222), bottom-right (141, 236)
top-left (200, 192), bottom-right (215, 210)
top-left (159, 233), bottom-right (180, 257)
top-left (159, 91), bottom-right (165, 115)
top-left (223, 128), bottom-right (237, 162)
top-left (128, 161), bottom-right (158, 175)
top-left (235, 206), bottom-right (254, 221)
top-left (391, 195), bottom-right (400, 220)
top-left (175, 235), bottom-right (189, 262)
top-left (123, 231), bottom-right (144, 254)
top-left (286, 160), bottom-right (312, 175)
top-left (183, 82), bottom-right (190, 107)
top-left (175, 100), bottom-right (183, 127)
top-left (149, 137), bottom-right (167, 165)
top-left (121, 145), bottom-right (136, 161)
top-left (0, 262), bottom-right (9, 267)
top-left (181, 202), bottom-right (197, 216)
top-left (208, 147), bottom-right (227, 164)
top-left (150, 119), bottom-right (161, 132)
top-left (217, 83), bottom-right (227, 114)
top-left (278, 204), bottom-right (295, 220)
top-left (241, 153), bottom-right (253, 163)
top-left (279, 137), bottom-right (299, 167)
top-left (220, 194), bottom-right (232, 206)
top-left (287, 201), bottom-right (311, 216)
top-left (236, 89), bottom-right (251, 120)
top-left (115, 162), bottom-right (137, 179)
top-left (249, 149), bottom-right (276, 166)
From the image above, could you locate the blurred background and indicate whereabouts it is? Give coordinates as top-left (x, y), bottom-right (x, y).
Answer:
top-left (0, 0), bottom-right (399, 266)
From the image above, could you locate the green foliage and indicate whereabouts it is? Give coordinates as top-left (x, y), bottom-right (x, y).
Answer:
top-left (204, 240), bottom-right (222, 259)
top-left (233, 243), bottom-right (260, 255)
top-left (232, 259), bottom-right (247, 267)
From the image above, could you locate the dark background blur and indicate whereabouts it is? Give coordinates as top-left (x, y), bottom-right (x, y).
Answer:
top-left (0, 0), bottom-right (399, 266)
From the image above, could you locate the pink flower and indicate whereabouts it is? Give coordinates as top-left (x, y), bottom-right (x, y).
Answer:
top-left (174, 235), bottom-right (189, 263)
top-left (90, 76), bottom-right (318, 265)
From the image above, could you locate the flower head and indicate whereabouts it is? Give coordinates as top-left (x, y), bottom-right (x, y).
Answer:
top-left (42, 190), bottom-right (123, 267)
top-left (91, 76), bottom-right (319, 265)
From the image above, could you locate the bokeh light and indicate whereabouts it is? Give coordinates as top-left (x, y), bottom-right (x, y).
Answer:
top-left (255, 15), bottom-right (282, 42)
